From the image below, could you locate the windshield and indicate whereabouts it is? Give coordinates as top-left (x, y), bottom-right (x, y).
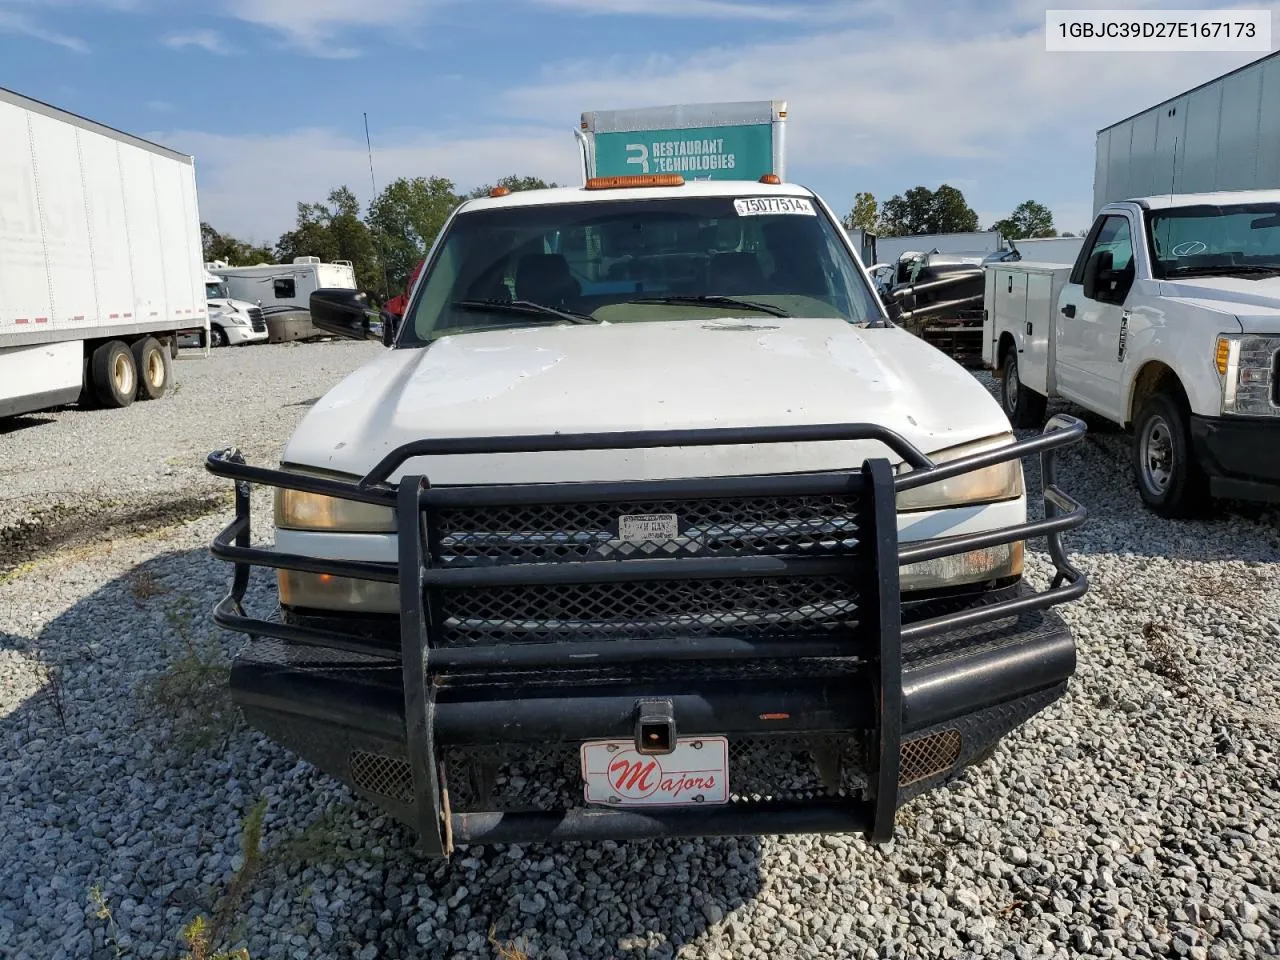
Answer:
top-left (1147, 203), bottom-right (1280, 278)
top-left (206, 281), bottom-right (228, 299)
top-left (401, 194), bottom-right (883, 343)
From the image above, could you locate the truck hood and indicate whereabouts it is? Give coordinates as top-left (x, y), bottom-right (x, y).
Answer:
top-left (1159, 276), bottom-right (1280, 332)
top-left (282, 317), bottom-right (1012, 484)
top-left (208, 298), bottom-right (258, 313)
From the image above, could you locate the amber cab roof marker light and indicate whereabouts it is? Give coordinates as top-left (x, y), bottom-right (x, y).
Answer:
top-left (489, 186), bottom-right (511, 198)
top-left (759, 174), bottom-right (782, 184)
top-left (584, 174), bottom-right (685, 190)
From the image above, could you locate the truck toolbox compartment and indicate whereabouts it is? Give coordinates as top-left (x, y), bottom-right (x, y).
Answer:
top-left (207, 416), bottom-right (1088, 856)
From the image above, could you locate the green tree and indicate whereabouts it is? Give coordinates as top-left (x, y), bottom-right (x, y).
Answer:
top-left (366, 176), bottom-right (461, 292)
top-left (276, 187), bottom-right (382, 293)
top-left (201, 222), bottom-right (273, 265)
top-left (990, 200), bottom-right (1056, 240)
top-left (841, 192), bottom-right (878, 232)
top-left (877, 184), bottom-right (978, 237)
top-left (466, 175), bottom-right (558, 200)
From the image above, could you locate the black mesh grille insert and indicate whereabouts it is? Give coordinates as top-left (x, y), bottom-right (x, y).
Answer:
top-left (349, 750), bottom-right (414, 803)
top-left (433, 493), bottom-right (862, 565)
top-left (441, 734), bottom-right (867, 813)
top-left (438, 575), bottom-right (859, 646)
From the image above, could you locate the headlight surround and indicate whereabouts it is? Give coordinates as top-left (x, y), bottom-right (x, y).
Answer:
top-left (901, 541), bottom-right (1023, 593)
top-left (274, 484), bottom-right (396, 532)
top-left (896, 433), bottom-right (1024, 512)
top-left (277, 570), bottom-right (398, 613)
top-left (1216, 333), bottom-right (1280, 416)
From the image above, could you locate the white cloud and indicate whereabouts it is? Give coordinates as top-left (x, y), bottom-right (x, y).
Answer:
top-left (533, 0), bottom-right (820, 21)
top-left (171, 125), bottom-right (577, 241)
top-left (222, 0), bottom-right (435, 56)
top-left (163, 28), bottom-right (234, 55)
top-left (0, 9), bottom-right (88, 51)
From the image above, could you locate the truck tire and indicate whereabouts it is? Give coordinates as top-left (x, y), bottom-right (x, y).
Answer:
top-left (209, 325), bottom-right (228, 348)
top-left (131, 336), bottom-right (170, 400)
top-left (90, 340), bottom-right (138, 409)
top-left (1132, 391), bottom-right (1208, 518)
top-left (1000, 351), bottom-right (1047, 428)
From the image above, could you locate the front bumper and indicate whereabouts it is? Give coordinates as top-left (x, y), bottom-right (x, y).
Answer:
top-left (223, 323), bottom-right (269, 346)
top-left (206, 417), bottom-right (1088, 856)
top-left (1190, 414), bottom-right (1280, 503)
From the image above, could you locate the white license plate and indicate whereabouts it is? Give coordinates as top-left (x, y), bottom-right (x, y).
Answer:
top-left (617, 513), bottom-right (679, 542)
top-left (580, 737), bottom-right (729, 807)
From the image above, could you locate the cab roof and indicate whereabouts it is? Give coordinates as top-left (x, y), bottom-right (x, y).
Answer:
top-left (1119, 188), bottom-right (1280, 211)
top-left (459, 179), bottom-right (817, 213)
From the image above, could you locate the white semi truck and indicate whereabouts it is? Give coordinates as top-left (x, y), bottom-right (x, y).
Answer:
top-left (0, 87), bottom-right (207, 418)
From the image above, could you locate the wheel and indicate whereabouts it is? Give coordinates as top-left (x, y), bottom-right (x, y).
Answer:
top-left (1132, 390), bottom-right (1208, 517)
top-left (1000, 350), bottom-right (1047, 428)
top-left (89, 340), bottom-right (137, 409)
top-left (209, 325), bottom-right (228, 348)
top-left (131, 337), bottom-right (171, 400)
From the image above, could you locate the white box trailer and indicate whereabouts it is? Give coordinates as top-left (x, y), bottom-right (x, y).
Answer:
top-left (577, 100), bottom-right (787, 183)
top-left (1094, 49), bottom-right (1280, 214)
top-left (0, 87), bottom-right (206, 418)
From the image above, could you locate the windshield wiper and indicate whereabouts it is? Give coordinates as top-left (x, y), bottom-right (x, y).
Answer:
top-left (1165, 264), bottom-right (1280, 278)
top-left (451, 299), bottom-right (599, 324)
top-left (624, 295), bottom-right (792, 318)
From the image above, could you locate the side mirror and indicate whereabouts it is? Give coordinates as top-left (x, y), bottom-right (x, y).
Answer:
top-left (311, 288), bottom-right (380, 341)
top-left (379, 310), bottom-right (400, 348)
top-left (1082, 250), bottom-right (1113, 301)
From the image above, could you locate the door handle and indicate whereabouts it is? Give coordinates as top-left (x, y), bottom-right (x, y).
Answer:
top-left (1026, 321), bottom-right (1033, 336)
top-left (1061, 304), bottom-right (1076, 318)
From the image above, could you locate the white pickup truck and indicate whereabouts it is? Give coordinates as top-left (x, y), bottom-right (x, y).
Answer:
top-left (206, 175), bottom-right (1087, 857)
top-left (985, 190), bottom-right (1280, 517)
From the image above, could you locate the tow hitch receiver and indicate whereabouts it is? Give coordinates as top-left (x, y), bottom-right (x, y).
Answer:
top-left (636, 698), bottom-right (676, 755)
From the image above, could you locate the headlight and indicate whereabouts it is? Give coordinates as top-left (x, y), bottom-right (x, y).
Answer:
top-left (896, 434), bottom-right (1024, 512)
top-left (274, 486), bottom-right (396, 532)
top-left (901, 541), bottom-right (1023, 593)
top-left (229, 313), bottom-right (249, 325)
top-left (1216, 334), bottom-right (1280, 416)
top-left (278, 570), bottom-right (398, 613)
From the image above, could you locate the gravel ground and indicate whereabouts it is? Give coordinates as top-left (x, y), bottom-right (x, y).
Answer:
top-left (1, 350), bottom-right (1278, 960)
top-left (0, 339), bottom-right (382, 573)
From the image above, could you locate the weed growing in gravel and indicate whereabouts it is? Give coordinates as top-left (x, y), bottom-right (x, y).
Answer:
top-left (140, 601), bottom-right (240, 749)
top-left (489, 926), bottom-right (531, 960)
top-left (31, 646), bottom-right (68, 733)
top-left (180, 915), bottom-right (249, 960)
top-left (131, 570), bottom-right (168, 605)
top-left (89, 885), bottom-right (125, 958)
top-left (180, 797), bottom-right (267, 960)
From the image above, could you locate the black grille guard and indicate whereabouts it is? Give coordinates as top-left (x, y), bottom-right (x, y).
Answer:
top-left (205, 414), bottom-right (1088, 851)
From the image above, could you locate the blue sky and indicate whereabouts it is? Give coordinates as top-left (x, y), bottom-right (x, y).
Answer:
top-left (1, 0), bottom-right (1274, 244)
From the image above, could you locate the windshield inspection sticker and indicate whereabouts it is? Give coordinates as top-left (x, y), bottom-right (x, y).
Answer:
top-left (734, 197), bottom-right (815, 217)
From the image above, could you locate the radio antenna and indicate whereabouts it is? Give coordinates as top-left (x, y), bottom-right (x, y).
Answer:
top-left (364, 111), bottom-right (391, 300)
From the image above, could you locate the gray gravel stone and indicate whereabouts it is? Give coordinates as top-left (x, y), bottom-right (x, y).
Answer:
top-left (2, 356), bottom-right (1278, 960)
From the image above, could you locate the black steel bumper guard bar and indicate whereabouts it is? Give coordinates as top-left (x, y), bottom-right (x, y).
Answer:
top-left (206, 414), bottom-right (1087, 854)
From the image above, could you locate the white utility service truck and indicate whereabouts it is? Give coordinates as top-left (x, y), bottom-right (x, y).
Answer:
top-left (984, 189), bottom-right (1280, 516)
top-left (0, 88), bottom-right (207, 418)
top-left (205, 173), bottom-right (1088, 857)
top-left (209, 257), bottom-right (357, 343)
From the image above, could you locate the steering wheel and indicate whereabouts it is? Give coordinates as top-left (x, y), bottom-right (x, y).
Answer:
top-left (1171, 240), bottom-right (1208, 257)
